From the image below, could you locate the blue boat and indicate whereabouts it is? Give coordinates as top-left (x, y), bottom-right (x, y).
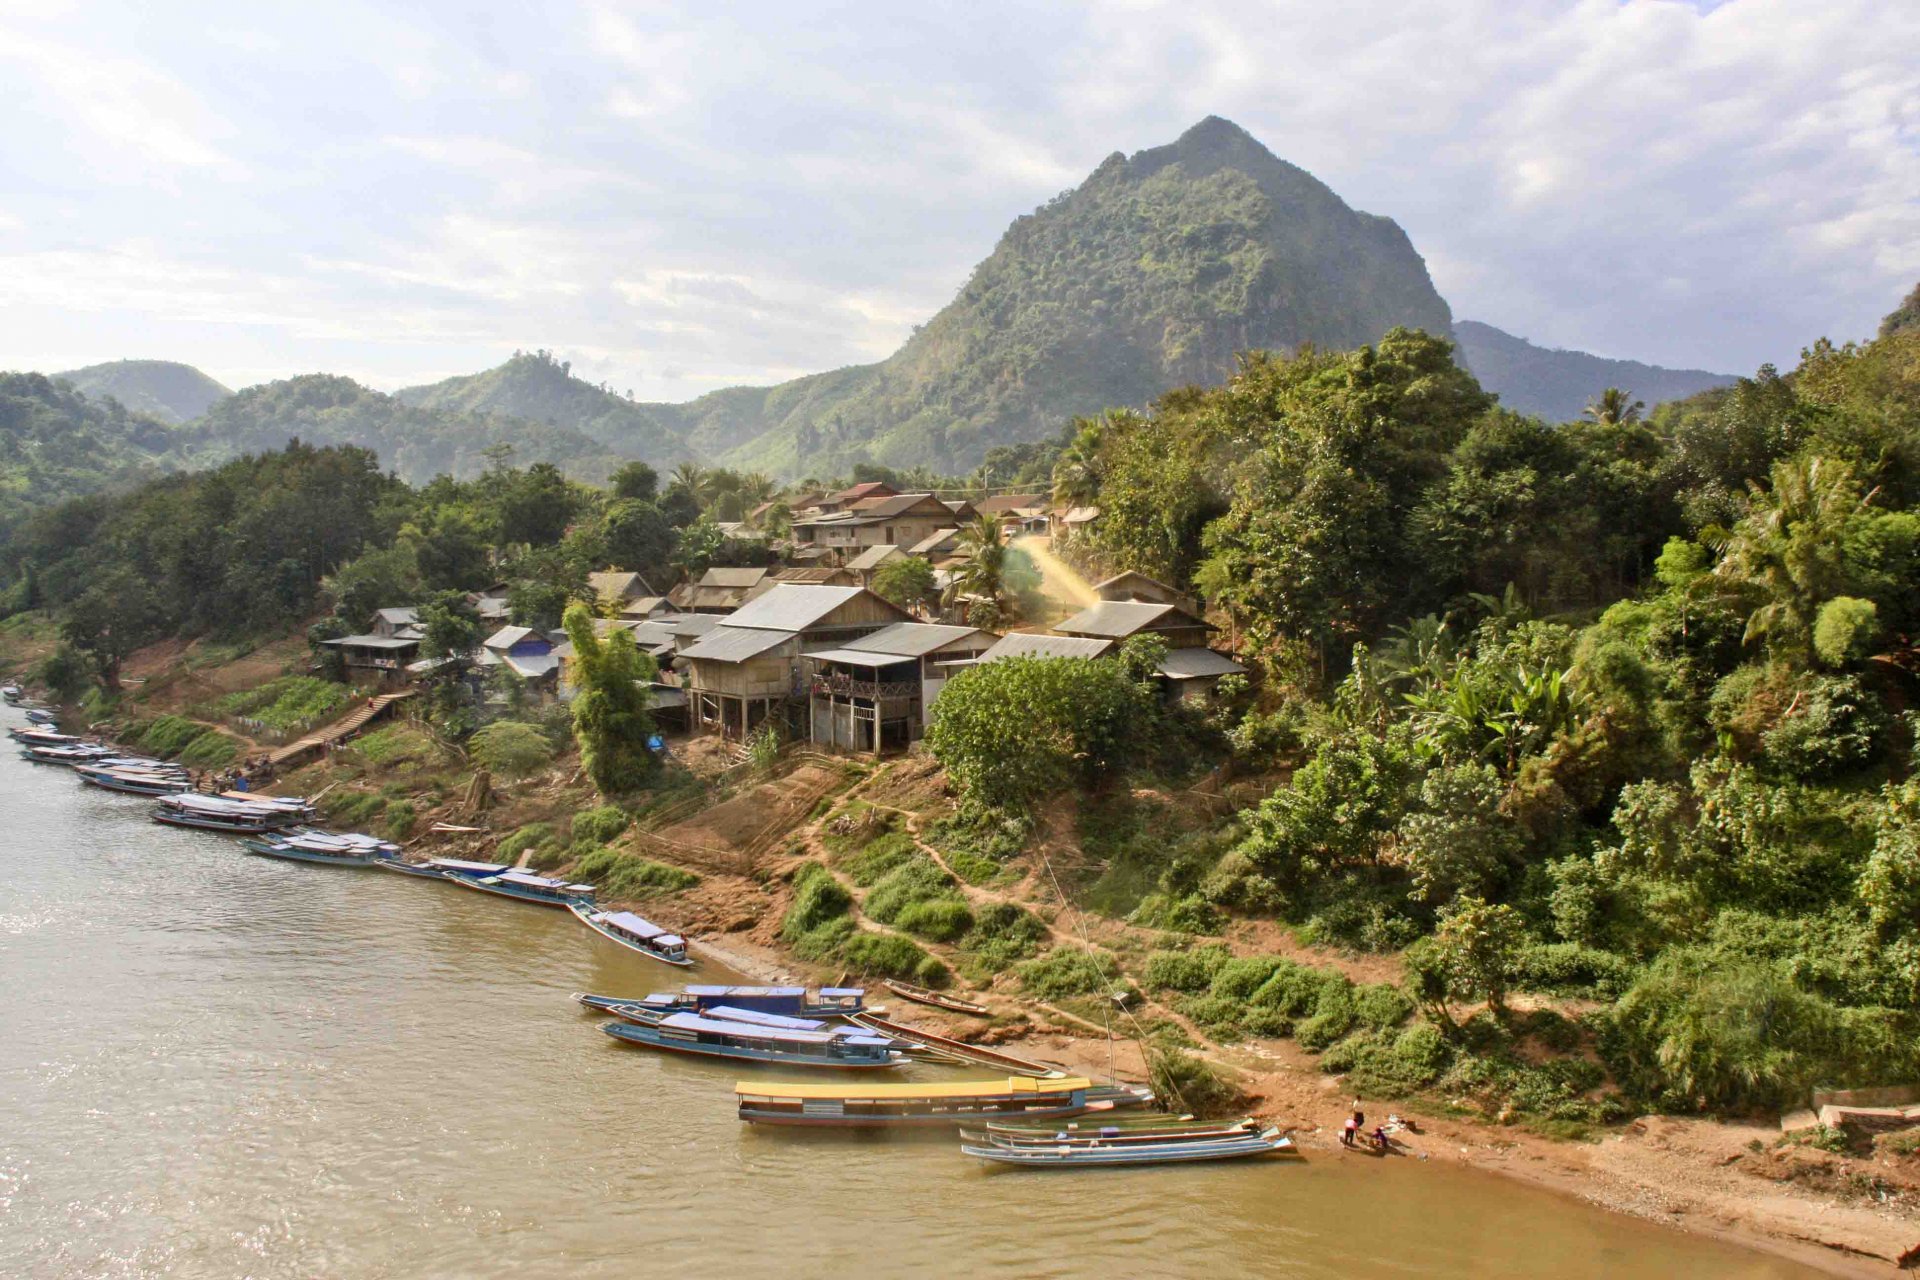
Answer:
top-left (445, 867), bottom-right (595, 908)
top-left (600, 1014), bottom-right (906, 1070)
top-left (589, 984), bottom-right (867, 1020)
top-left (961, 1127), bottom-right (1294, 1167)
top-left (76, 765), bottom-right (192, 796)
top-left (151, 793), bottom-right (304, 833)
top-left (374, 856), bottom-right (508, 882)
top-left (242, 835), bottom-right (382, 867)
top-left (568, 904), bottom-right (693, 966)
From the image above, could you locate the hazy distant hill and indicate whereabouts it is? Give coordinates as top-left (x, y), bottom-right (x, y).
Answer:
top-left (178, 374), bottom-right (630, 484)
top-left (640, 116), bottom-right (1455, 475)
top-left (0, 372), bottom-right (175, 532)
top-left (1453, 321), bottom-right (1735, 423)
top-left (396, 350), bottom-right (689, 467)
top-left (54, 359), bottom-right (231, 424)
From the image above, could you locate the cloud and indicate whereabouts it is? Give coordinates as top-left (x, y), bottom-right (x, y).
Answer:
top-left (0, 0), bottom-right (1914, 402)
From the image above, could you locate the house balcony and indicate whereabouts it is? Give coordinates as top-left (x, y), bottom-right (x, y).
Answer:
top-left (810, 675), bottom-right (919, 702)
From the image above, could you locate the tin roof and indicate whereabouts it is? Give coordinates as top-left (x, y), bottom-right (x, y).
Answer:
top-left (698, 566), bottom-right (772, 589)
top-left (978, 633), bottom-right (1114, 662)
top-left (1055, 600), bottom-right (1208, 639)
top-left (723, 584), bottom-right (871, 632)
top-left (1157, 648), bottom-right (1247, 679)
top-left (845, 544), bottom-right (904, 571)
top-left (846, 622), bottom-right (988, 657)
top-left (676, 626), bottom-right (791, 663)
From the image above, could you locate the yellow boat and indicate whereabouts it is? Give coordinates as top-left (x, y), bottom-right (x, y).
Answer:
top-left (735, 1075), bottom-right (1096, 1127)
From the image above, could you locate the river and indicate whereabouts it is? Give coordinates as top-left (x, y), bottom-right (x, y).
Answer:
top-left (0, 725), bottom-right (1819, 1279)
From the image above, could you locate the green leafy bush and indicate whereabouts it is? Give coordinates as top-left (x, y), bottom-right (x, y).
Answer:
top-left (1759, 674), bottom-right (1888, 779)
top-left (840, 830), bottom-right (919, 886)
top-left (217, 676), bottom-right (350, 732)
top-left (959, 902), bottom-right (1048, 971)
top-left (841, 930), bottom-right (949, 985)
top-left (864, 857), bottom-right (957, 923)
top-left (178, 729), bottom-right (239, 768)
top-left (571, 805), bottom-right (631, 848)
top-left (893, 896), bottom-right (974, 943)
top-left (1142, 944), bottom-right (1233, 993)
top-left (468, 720), bottom-right (555, 777)
top-left (571, 846), bottom-right (700, 897)
top-left (1517, 942), bottom-right (1639, 998)
top-left (325, 791), bottom-right (388, 827)
top-left (384, 799), bottom-right (417, 840)
top-left (1146, 1042), bottom-right (1243, 1118)
top-left (1018, 947), bottom-right (1121, 999)
top-left (138, 715), bottom-right (210, 758)
top-left (781, 862), bottom-right (855, 959)
top-left (498, 822), bottom-right (557, 864)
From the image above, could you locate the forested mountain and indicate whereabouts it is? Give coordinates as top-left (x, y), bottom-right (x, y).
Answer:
top-left (53, 359), bottom-right (232, 424)
top-left (646, 116), bottom-right (1454, 476)
top-left (176, 374), bottom-right (633, 484)
top-left (0, 372), bottom-right (175, 536)
top-left (396, 350), bottom-right (689, 468)
top-left (1453, 321), bottom-right (1735, 423)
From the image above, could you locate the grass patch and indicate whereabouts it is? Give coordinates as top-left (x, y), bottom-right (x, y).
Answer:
top-left (498, 821), bottom-right (561, 866)
top-left (178, 729), bottom-right (239, 769)
top-left (570, 805), bottom-right (631, 847)
top-left (958, 901), bottom-right (1048, 974)
top-left (137, 714), bottom-right (211, 759)
top-left (1019, 946), bottom-right (1122, 999)
top-left (347, 725), bottom-right (440, 768)
top-left (216, 676), bottom-right (350, 732)
top-left (841, 930), bottom-right (949, 985)
top-left (571, 846), bottom-right (699, 897)
top-left (781, 862), bottom-right (857, 960)
top-left (384, 799), bottom-right (418, 840)
top-left (325, 790), bottom-right (388, 827)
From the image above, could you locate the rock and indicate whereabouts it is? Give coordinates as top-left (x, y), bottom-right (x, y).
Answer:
top-left (1780, 1108), bottom-right (1821, 1134)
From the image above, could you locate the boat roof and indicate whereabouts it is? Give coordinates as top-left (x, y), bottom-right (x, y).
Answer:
top-left (703, 1006), bottom-right (828, 1031)
top-left (735, 1076), bottom-right (1091, 1101)
top-left (685, 985), bottom-right (807, 997)
top-left (820, 988), bottom-right (865, 997)
top-left (499, 870), bottom-right (592, 891)
top-left (429, 858), bottom-right (512, 874)
top-left (593, 911), bottom-right (681, 944)
top-left (659, 1013), bottom-right (890, 1047)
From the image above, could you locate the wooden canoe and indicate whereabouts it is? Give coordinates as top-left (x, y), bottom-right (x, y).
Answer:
top-left (881, 979), bottom-right (990, 1017)
top-left (848, 1012), bottom-right (1066, 1078)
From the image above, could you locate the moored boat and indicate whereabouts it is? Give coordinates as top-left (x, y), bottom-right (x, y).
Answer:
top-left (9, 727), bottom-right (81, 745)
top-left (24, 744), bottom-right (114, 765)
top-left (376, 856), bottom-right (512, 882)
top-left (151, 793), bottom-right (304, 833)
top-left (25, 708), bottom-right (57, 725)
top-left (76, 765), bottom-right (193, 795)
top-left (1, 683), bottom-right (22, 703)
top-left (961, 1127), bottom-right (1294, 1168)
top-left (598, 984), bottom-right (867, 1020)
top-left (568, 904), bottom-right (693, 966)
top-left (961, 1118), bottom-right (1262, 1145)
top-left (881, 979), bottom-right (990, 1017)
top-left (847, 1011), bottom-right (1066, 1078)
top-left (241, 834), bottom-right (384, 867)
top-left (602, 1015), bottom-right (906, 1069)
top-left (735, 1076), bottom-right (1096, 1127)
top-left (445, 868), bottom-right (595, 908)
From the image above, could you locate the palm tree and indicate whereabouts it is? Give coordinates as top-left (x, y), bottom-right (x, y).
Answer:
top-left (1583, 388), bottom-right (1645, 426)
top-left (1051, 418), bottom-right (1107, 508)
top-left (740, 472), bottom-right (777, 507)
top-left (1710, 456), bottom-right (1865, 653)
top-left (669, 461), bottom-right (710, 508)
top-left (943, 514), bottom-right (1010, 622)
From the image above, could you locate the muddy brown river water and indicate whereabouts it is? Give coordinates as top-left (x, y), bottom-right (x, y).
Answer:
top-left (0, 722), bottom-right (1820, 1278)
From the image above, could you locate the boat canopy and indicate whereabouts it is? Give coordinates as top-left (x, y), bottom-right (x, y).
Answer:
top-left (498, 871), bottom-right (591, 891)
top-left (428, 859), bottom-right (512, 874)
top-left (702, 1005), bottom-right (827, 1031)
top-left (734, 1076), bottom-right (1091, 1102)
top-left (658, 1013), bottom-right (890, 1047)
top-left (593, 911), bottom-right (679, 943)
top-left (686, 985), bottom-right (805, 998)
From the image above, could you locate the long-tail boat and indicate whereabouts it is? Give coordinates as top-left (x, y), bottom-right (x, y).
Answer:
top-left (8, 726), bottom-right (79, 745)
top-left (376, 856), bottom-right (512, 882)
top-left (24, 744), bottom-right (114, 765)
top-left (961, 1127), bottom-right (1294, 1167)
top-left (602, 1015), bottom-right (906, 1069)
top-left (25, 708), bottom-right (58, 725)
top-left (735, 1076), bottom-right (1097, 1127)
top-left (1, 683), bottom-right (22, 703)
top-left (587, 998), bottom-right (826, 1031)
top-left (960, 1118), bottom-right (1263, 1145)
top-left (880, 979), bottom-right (990, 1017)
top-left (568, 904), bottom-right (693, 966)
top-left (76, 765), bottom-right (192, 796)
top-left (579, 985), bottom-right (867, 1020)
top-left (151, 794), bottom-right (304, 833)
top-left (241, 831), bottom-right (391, 867)
top-left (847, 1012), bottom-right (1066, 1078)
top-left (445, 868), bottom-right (596, 908)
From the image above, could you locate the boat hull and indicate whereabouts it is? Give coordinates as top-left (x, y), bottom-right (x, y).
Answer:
top-left (962, 1133), bottom-right (1293, 1167)
top-left (600, 1021), bottom-right (903, 1070)
top-left (152, 811), bottom-right (297, 834)
top-left (241, 841), bottom-right (380, 867)
top-left (374, 860), bottom-right (450, 880)
top-left (443, 875), bottom-right (591, 909)
top-left (567, 903), bottom-right (694, 966)
top-left (882, 979), bottom-right (990, 1017)
top-left (739, 1100), bottom-right (1100, 1128)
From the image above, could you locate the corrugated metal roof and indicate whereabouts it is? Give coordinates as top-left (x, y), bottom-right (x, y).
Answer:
top-left (503, 653), bottom-right (559, 679)
top-left (676, 626), bottom-right (791, 663)
top-left (666, 614), bottom-right (719, 638)
top-left (806, 647), bottom-right (917, 668)
top-left (322, 634), bottom-right (417, 649)
top-left (851, 492), bottom-right (944, 518)
top-left (1157, 648), bottom-right (1247, 679)
top-left (909, 529), bottom-right (957, 554)
top-left (484, 625), bottom-right (538, 650)
top-left (1054, 601), bottom-right (1176, 637)
top-left (375, 607), bottom-right (419, 624)
top-left (978, 633), bottom-right (1114, 662)
top-left (724, 584), bottom-right (870, 632)
top-left (846, 622), bottom-right (987, 657)
top-left (845, 544), bottom-right (903, 571)
top-left (698, 566), bottom-right (771, 589)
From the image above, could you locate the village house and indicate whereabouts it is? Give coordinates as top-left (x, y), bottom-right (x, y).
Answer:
top-left (588, 570), bottom-right (660, 615)
top-left (976, 632), bottom-right (1115, 663)
top-left (477, 624), bottom-right (561, 694)
top-left (747, 565), bottom-right (858, 598)
top-left (1050, 504), bottom-right (1102, 541)
top-left (974, 493), bottom-right (1050, 535)
top-left (320, 606), bottom-right (423, 681)
top-left (1050, 600), bottom-right (1246, 700)
top-left (789, 493), bottom-right (961, 559)
top-left (673, 565), bottom-right (773, 613)
top-left (1093, 570), bottom-right (1201, 615)
top-left (806, 622), bottom-right (996, 753)
top-left (676, 585), bottom-right (913, 739)
top-left (806, 480), bottom-right (896, 516)
top-left (844, 543), bottom-right (905, 584)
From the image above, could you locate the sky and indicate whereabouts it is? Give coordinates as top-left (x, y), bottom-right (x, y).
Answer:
top-left (0, 0), bottom-right (1914, 402)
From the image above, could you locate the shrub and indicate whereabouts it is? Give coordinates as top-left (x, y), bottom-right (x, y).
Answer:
top-left (841, 830), bottom-right (919, 886)
top-left (178, 730), bottom-right (239, 769)
top-left (782, 862), bottom-right (854, 950)
top-left (1354, 983), bottom-right (1414, 1032)
top-left (468, 721), bottom-right (555, 777)
top-left (572, 846), bottom-right (700, 897)
top-left (1517, 942), bottom-right (1639, 998)
top-left (1142, 944), bottom-right (1232, 993)
top-left (1018, 947), bottom-right (1121, 999)
top-left (1210, 955), bottom-right (1287, 1002)
top-left (1146, 1043), bottom-right (1242, 1118)
top-left (347, 725), bottom-right (437, 767)
top-left (571, 805), bottom-right (630, 848)
top-left (863, 857), bottom-right (957, 923)
top-left (959, 902), bottom-right (1047, 971)
top-left (1127, 892), bottom-right (1221, 933)
top-left (893, 896), bottom-right (974, 943)
top-left (384, 799), bottom-right (418, 840)
top-left (1323, 1025), bottom-right (1454, 1095)
top-left (325, 791), bottom-right (388, 826)
top-left (1760, 674), bottom-right (1889, 780)
top-left (139, 715), bottom-right (210, 758)
top-left (498, 822), bottom-right (557, 864)
top-left (842, 930), bottom-right (948, 985)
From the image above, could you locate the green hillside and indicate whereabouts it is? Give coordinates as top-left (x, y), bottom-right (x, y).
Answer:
top-left (177, 374), bottom-right (631, 484)
top-left (0, 372), bottom-right (174, 535)
top-left (643, 116), bottom-right (1454, 476)
top-left (53, 359), bottom-right (232, 424)
top-left (395, 350), bottom-right (689, 467)
top-left (1453, 321), bottom-right (1735, 423)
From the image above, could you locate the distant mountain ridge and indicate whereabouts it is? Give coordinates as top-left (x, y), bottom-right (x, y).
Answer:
top-left (394, 350), bottom-right (687, 469)
top-left (637, 115), bottom-right (1455, 475)
top-left (54, 359), bottom-right (231, 424)
top-left (1453, 321), bottom-right (1736, 423)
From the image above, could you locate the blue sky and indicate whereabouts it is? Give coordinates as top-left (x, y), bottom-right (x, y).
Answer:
top-left (1, 0), bottom-right (1914, 400)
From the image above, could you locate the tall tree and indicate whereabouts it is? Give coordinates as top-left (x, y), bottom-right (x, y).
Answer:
top-left (564, 603), bottom-right (659, 794)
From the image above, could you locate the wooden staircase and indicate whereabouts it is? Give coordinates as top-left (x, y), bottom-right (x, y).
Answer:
top-left (268, 691), bottom-right (415, 767)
